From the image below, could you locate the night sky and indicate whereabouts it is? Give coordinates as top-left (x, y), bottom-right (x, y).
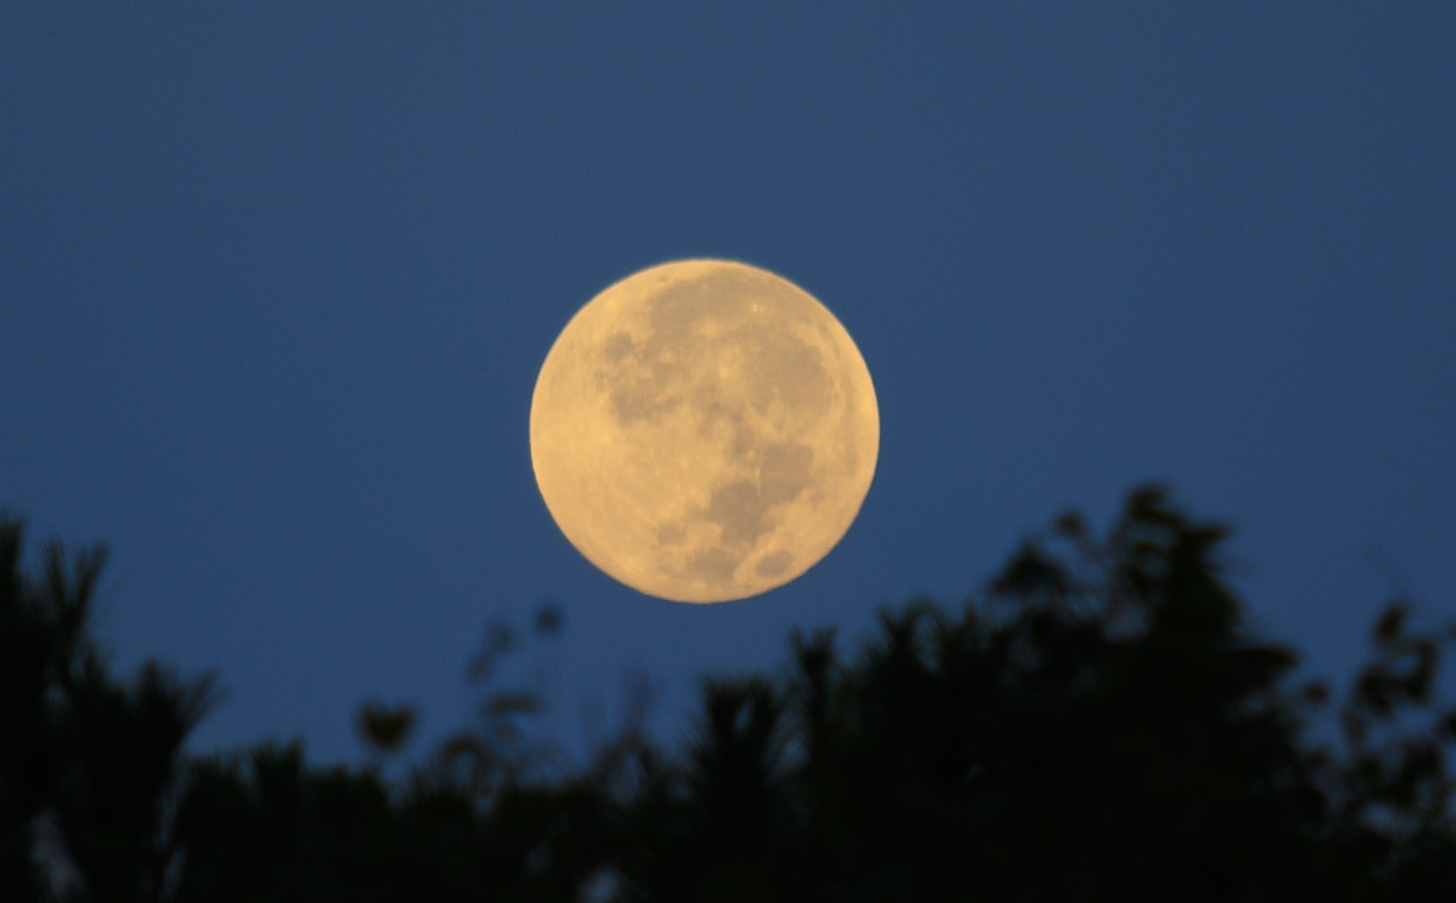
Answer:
top-left (3, 4), bottom-right (1453, 766)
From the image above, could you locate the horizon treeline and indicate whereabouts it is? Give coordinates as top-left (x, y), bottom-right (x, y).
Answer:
top-left (4, 486), bottom-right (1456, 901)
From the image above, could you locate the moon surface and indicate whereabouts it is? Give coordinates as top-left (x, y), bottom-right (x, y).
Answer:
top-left (529, 259), bottom-right (879, 603)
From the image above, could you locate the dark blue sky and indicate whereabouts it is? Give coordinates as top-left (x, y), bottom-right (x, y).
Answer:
top-left (3, 4), bottom-right (1453, 765)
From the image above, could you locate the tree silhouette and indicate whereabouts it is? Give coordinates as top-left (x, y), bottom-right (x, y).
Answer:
top-left (1, 516), bottom-right (218, 902)
top-left (3, 488), bottom-right (1455, 901)
top-left (584, 487), bottom-right (1456, 900)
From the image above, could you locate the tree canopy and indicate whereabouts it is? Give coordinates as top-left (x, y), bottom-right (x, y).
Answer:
top-left (3, 487), bottom-right (1455, 901)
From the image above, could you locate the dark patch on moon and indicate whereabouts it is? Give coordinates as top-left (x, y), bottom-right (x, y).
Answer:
top-left (738, 327), bottom-right (834, 423)
top-left (688, 546), bottom-right (738, 583)
top-left (755, 549), bottom-right (793, 579)
top-left (704, 479), bottom-right (767, 548)
top-left (603, 331), bottom-right (635, 362)
top-left (699, 441), bottom-right (815, 551)
top-left (611, 381), bottom-right (680, 425)
top-left (759, 442), bottom-right (813, 503)
top-left (649, 271), bottom-right (755, 335)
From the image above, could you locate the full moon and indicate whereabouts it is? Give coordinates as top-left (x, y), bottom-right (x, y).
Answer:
top-left (529, 259), bottom-right (879, 603)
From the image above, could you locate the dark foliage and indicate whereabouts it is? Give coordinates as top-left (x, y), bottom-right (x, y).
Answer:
top-left (3, 488), bottom-right (1454, 901)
